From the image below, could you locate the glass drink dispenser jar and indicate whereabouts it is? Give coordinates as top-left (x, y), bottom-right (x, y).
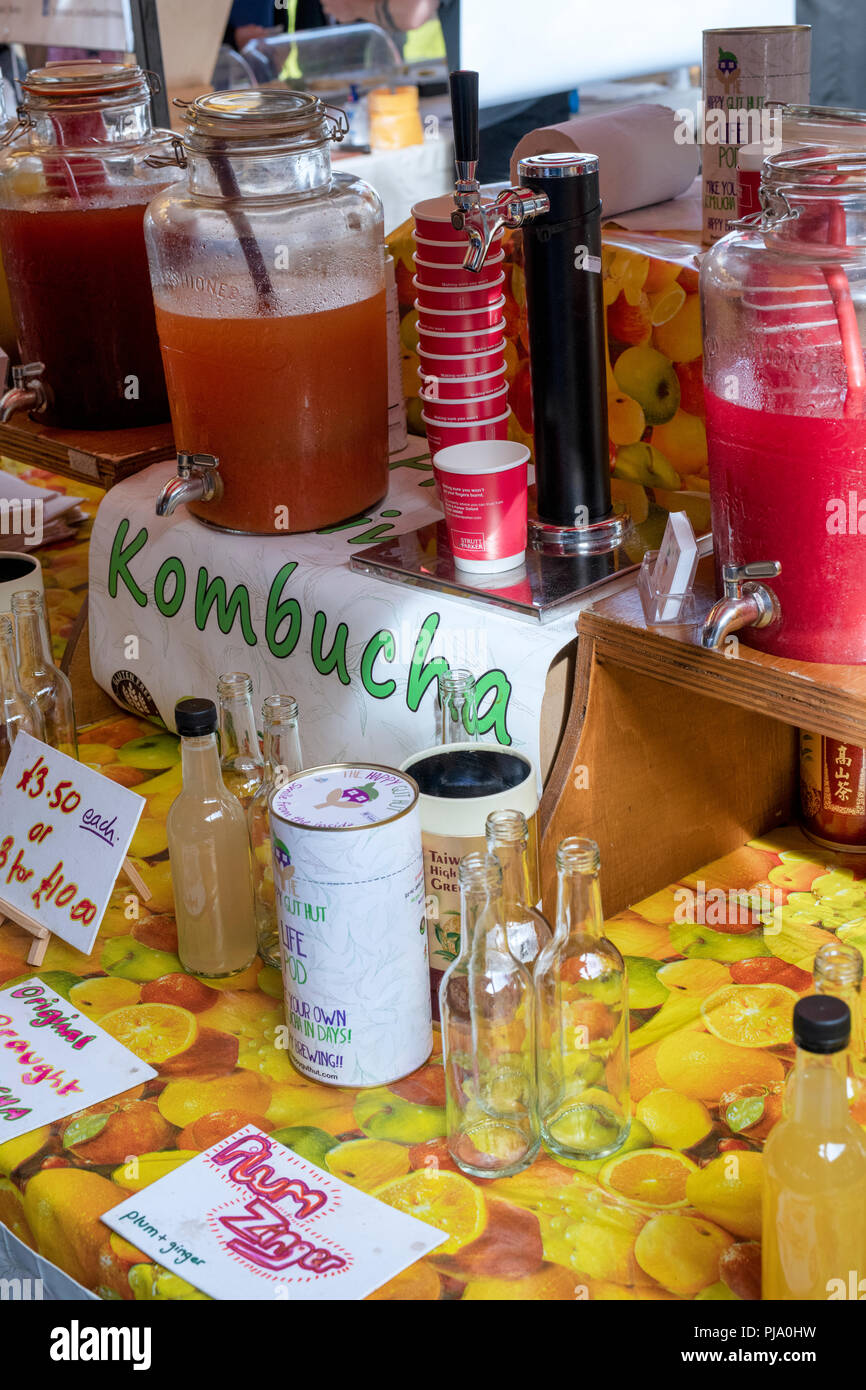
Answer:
top-left (145, 90), bottom-right (389, 535)
top-left (0, 61), bottom-right (181, 430)
top-left (702, 148), bottom-right (866, 664)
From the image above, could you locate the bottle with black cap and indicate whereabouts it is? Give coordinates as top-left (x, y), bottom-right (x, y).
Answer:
top-left (166, 697), bottom-right (257, 979)
top-left (762, 995), bottom-right (866, 1299)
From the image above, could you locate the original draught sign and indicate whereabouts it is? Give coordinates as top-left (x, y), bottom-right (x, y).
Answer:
top-left (270, 764), bottom-right (432, 1089)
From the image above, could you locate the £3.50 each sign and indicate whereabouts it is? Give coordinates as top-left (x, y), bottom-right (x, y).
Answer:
top-left (0, 731), bottom-right (144, 955)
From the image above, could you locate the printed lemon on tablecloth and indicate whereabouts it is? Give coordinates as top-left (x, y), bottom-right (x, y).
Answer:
top-left (373, 1169), bottom-right (487, 1255)
top-left (634, 1212), bottom-right (734, 1297)
top-left (685, 1152), bottom-right (763, 1239)
top-left (598, 1148), bottom-right (697, 1210)
top-left (98, 1002), bottom-right (198, 1064)
top-left (700, 983), bottom-right (796, 1047)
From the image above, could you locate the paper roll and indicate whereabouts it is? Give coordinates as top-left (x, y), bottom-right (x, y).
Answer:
top-left (509, 104), bottom-right (699, 218)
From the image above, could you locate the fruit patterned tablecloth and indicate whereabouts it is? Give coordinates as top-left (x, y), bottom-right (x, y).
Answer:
top-left (0, 459), bottom-right (103, 662)
top-left (1, 709), bottom-right (863, 1301)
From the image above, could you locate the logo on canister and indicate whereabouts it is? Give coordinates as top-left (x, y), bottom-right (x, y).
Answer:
top-left (270, 764), bottom-right (432, 1088)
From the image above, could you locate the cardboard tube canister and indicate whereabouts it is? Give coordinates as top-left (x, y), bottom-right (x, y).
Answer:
top-left (702, 25), bottom-right (810, 246)
top-left (270, 763), bottom-right (432, 1088)
top-left (400, 742), bottom-right (538, 1017)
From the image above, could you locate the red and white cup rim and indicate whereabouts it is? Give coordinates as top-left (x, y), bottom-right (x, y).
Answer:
top-left (416, 294), bottom-right (507, 320)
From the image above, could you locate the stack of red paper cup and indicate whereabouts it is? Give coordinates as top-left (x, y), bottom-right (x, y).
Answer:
top-left (411, 193), bottom-right (510, 457)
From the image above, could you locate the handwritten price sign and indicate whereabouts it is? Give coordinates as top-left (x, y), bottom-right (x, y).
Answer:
top-left (103, 1125), bottom-right (446, 1300)
top-left (0, 732), bottom-right (144, 956)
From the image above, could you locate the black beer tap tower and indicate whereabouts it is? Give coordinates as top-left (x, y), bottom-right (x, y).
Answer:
top-left (347, 70), bottom-right (638, 618)
top-left (448, 68), bottom-right (628, 554)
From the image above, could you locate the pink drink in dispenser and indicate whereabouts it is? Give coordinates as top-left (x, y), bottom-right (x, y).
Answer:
top-left (703, 146), bottom-right (866, 663)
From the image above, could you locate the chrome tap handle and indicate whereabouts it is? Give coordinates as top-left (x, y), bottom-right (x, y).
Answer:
top-left (11, 362), bottom-right (45, 389)
top-left (722, 561), bottom-right (781, 597)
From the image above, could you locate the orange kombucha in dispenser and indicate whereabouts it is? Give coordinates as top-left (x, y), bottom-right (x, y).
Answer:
top-left (146, 91), bottom-right (389, 534)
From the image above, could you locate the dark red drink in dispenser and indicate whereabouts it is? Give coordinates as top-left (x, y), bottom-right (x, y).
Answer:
top-left (703, 148), bottom-right (866, 664)
top-left (0, 62), bottom-right (181, 430)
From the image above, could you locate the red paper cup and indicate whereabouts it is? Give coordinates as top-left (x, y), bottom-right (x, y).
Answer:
top-left (419, 383), bottom-right (508, 421)
top-left (416, 294), bottom-right (507, 332)
top-left (414, 233), bottom-right (503, 265)
top-left (417, 362), bottom-right (505, 398)
top-left (432, 439), bottom-right (529, 573)
top-left (422, 407), bottom-right (511, 458)
top-left (414, 250), bottom-right (504, 286)
top-left (412, 193), bottom-right (501, 242)
top-left (417, 320), bottom-right (506, 357)
top-left (417, 342), bottom-right (506, 377)
top-left (414, 274), bottom-right (505, 313)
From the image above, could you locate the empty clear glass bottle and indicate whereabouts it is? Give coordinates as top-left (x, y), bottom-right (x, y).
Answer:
top-left (486, 808), bottom-right (551, 966)
top-left (440, 851), bottom-right (539, 1178)
top-left (815, 939), bottom-right (866, 1112)
top-left (0, 613), bottom-right (43, 769)
top-left (439, 668), bottom-right (478, 745)
top-left (248, 694), bottom-right (302, 969)
top-left (11, 589), bottom-right (77, 758)
top-left (217, 672), bottom-right (263, 807)
top-left (167, 697), bottom-right (257, 978)
top-left (535, 836), bottom-right (630, 1160)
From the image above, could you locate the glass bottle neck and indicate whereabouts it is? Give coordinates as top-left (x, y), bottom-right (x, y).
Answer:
top-left (556, 864), bottom-right (604, 943)
top-left (180, 733), bottom-right (223, 797)
top-left (262, 720), bottom-right (302, 782)
top-left (459, 883), bottom-right (509, 964)
top-left (219, 697), bottom-right (258, 761)
top-left (186, 143), bottom-right (332, 201)
top-left (0, 623), bottom-right (20, 693)
top-left (14, 605), bottom-right (53, 673)
top-left (816, 977), bottom-right (865, 1059)
top-left (494, 839), bottom-right (532, 910)
top-left (790, 1047), bottom-right (851, 1126)
top-left (440, 690), bottom-right (478, 745)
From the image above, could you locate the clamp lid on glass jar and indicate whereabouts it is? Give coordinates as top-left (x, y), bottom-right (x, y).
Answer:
top-left (702, 147), bottom-right (866, 665)
top-left (0, 61), bottom-right (181, 430)
top-left (146, 89), bottom-right (389, 535)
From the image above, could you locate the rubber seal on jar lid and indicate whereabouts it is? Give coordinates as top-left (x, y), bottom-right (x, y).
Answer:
top-left (21, 61), bottom-right (148, 99)
top-left (180, 89), bottom-right (341, 149)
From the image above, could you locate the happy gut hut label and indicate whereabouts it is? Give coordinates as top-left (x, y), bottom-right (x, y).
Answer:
top-left (270, 765), bottom-right (431, 1089)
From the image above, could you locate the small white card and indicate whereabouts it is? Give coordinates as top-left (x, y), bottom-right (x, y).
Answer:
top-left (102, 1125), bottom-right (447, 1301)
top-left (0, 732), bottom-right (144, 955)
top-left (0, 977), bottom-right (156, 1137)
top-left (650, 510), bottom-right (699, 621)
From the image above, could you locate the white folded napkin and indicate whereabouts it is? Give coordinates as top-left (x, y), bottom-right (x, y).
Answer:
top-left (0, 471), bottom-right (86, 551)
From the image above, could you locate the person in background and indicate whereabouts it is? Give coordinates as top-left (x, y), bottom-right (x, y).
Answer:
top-left (320, 0), bottom-right (570, 182)
top-left (224, 1), bottom-right (288, 53)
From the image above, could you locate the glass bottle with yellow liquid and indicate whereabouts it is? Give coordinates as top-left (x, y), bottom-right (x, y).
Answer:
top-left (217, 672), bottom-right (263, 807)
top-left (534, 836), bottom-right (630, 1160)
top-left (814, 939), bottom-right (866, 1116)
top-left (763, 995), bottom-right (866, 1300)
top-left (167, 698), bottom-right (257, 978)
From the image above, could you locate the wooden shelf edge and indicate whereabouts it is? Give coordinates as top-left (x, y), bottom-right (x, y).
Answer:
top-left (580, 609), bottom-right (866, 745)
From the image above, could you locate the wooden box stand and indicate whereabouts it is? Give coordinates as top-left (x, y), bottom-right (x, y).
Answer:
top-left (539, 556), bottom-right (865, 918)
